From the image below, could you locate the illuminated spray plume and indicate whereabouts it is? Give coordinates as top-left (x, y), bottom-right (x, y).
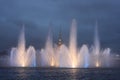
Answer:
top-left (94, 21), bottom-right (100, 67)
top-left (10, 19), bottom-right (111, 68)
top-left (69, 19), bottom-right (78, 68)
top-left (10, 25), bottom-right (36, 67)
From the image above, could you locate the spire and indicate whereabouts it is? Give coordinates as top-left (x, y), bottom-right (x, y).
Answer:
top-left (57, 27), bottom-right (63, 47)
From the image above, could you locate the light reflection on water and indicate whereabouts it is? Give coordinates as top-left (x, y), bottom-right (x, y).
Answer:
top-left (0, 68), bottom-right (119, 80)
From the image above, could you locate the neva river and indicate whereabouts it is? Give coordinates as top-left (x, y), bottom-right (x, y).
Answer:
top-left (0, 68), bottom-right (120, 80)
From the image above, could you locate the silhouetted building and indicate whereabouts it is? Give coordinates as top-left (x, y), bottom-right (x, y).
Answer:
top-left (57, 29), bottom-right (63, 47)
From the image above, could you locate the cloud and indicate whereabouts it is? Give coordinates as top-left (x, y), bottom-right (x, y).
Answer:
top-left (0, 0), bottom-right (120, 52)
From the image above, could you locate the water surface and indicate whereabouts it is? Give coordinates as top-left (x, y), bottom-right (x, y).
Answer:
top-left (0, 68), bottom-right (119, 80)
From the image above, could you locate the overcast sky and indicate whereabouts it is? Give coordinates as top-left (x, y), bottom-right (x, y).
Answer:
top-left (0, 0), bottom-right (120, 53)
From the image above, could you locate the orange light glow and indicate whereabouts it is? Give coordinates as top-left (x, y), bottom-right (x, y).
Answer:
top-left (96, 61), bottom-right (100, 67)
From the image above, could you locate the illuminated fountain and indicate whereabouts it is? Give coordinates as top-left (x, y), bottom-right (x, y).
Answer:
top-left (69, 19), bottom-right (78, 68)
top-left (10, 26), bottom-right (36, 67)
top-left (10, 19), bottom-right (111, 68)
top-left (40, 31), bottom-right (57, 67)
top-left (93, 21), bottom-right (101, 67)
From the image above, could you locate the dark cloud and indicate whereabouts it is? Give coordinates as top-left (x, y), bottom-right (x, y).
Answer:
top-left (0, 0), bottom-right (120, 53)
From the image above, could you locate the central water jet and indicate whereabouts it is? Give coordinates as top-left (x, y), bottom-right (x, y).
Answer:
top-left (69, 19), bottom-right (78, 68)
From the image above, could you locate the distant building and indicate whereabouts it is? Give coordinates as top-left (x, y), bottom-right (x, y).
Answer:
top-left (57, 29), bottom-right (63, 47)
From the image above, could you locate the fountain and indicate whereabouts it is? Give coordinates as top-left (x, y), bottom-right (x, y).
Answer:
top-left (10, 19), bottom-right (111, 68)
top-left (40, 30), bottom-right (57, 67)
top-left (69, 19), bottom-right (78, 68)
top-left (10, 25), bottom-right (36, 67)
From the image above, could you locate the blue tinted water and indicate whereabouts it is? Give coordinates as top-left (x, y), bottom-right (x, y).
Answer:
top-left (0, 68), bottom-right (120, 80)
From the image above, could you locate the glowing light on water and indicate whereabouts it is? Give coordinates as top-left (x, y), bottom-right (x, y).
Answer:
top-left (50, 57), bottom-right (55, 67)
top-left (72, 65), bottom-right (75, 68)
top-left (96, 61), bottom-right (100, 67)
top-left (22, 64), bottom-right (25, 67)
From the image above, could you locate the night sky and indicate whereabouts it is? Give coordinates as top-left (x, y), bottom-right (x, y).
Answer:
top-left (0, 0), bottom-right (120, 53)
